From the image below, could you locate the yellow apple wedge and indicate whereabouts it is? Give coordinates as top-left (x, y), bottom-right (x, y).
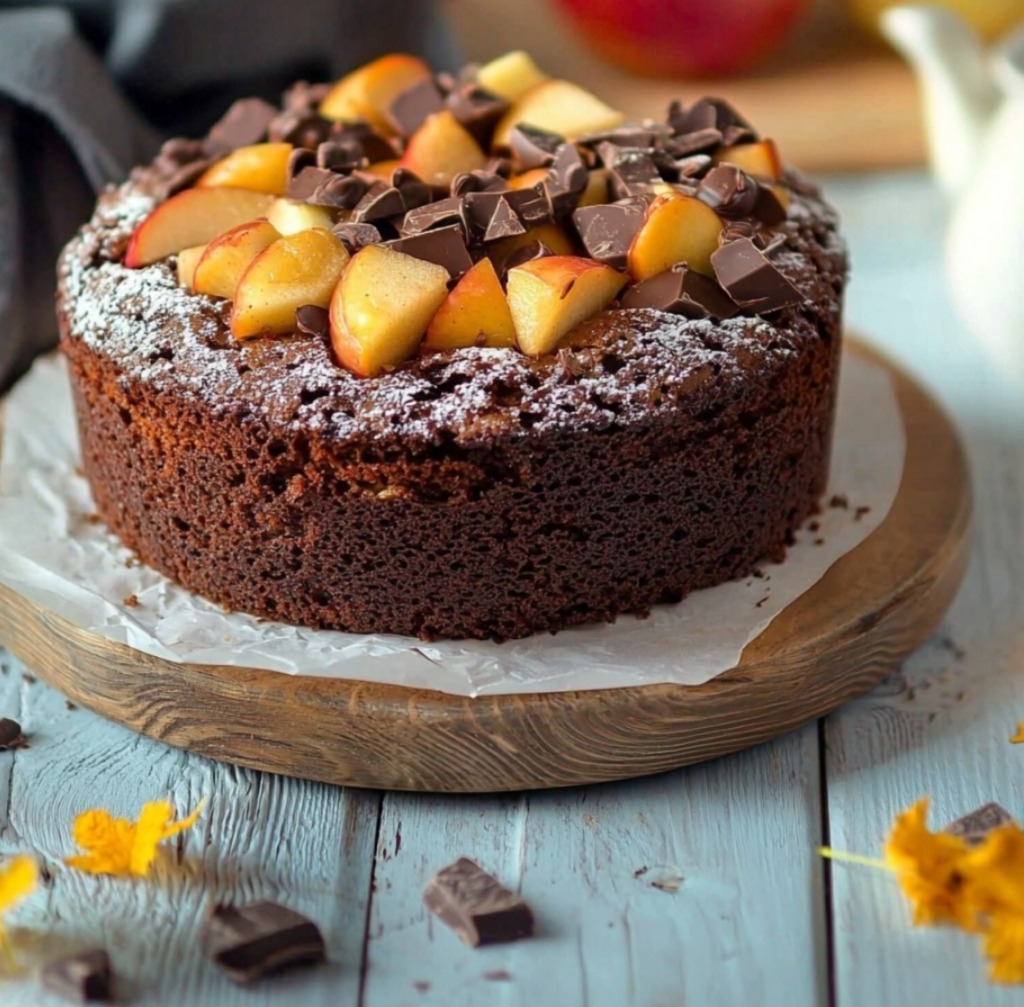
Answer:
top-left (399, 110), bottom-right (487, 187)
top-left (364, 158), bottom-right (402, 180)
top-left (476, 51), bottom-right (548, 101)
top-left (191, 219), bottom-right (280, 299)
top-left (176, 244), bottom-right (207, 288)
top-left (231, 228), bottom-right (349, 340)
top-left (628, 195), bottom-right (723, 280)
top-left (320, 54), bottom-right (431, 130)
top-left (267, 198), bottom-right (336, 235)
top-left (197, 143), bottom-right (294, 196)
top-left (506, 255), bottom-right (626, 356)
top-left (423, 258), bottom-right (516, 351)
top-left (486, 223), bottom-right (577, 268)
top-left (578, 169), bottom-right (609, 207)
top-left (124, 188), bottom-right (275, 267)
top-left (507, 168), bottom-right (549, 190)
top-left (330, 245), bottom-right (449, 377)
top-left (714, 139), bottom-right (783, 181)
top-left (493, 80), bottom-right (624, 148)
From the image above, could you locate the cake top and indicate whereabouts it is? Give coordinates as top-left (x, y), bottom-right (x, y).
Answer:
top-left (59, 51), bottom-right (846, 447)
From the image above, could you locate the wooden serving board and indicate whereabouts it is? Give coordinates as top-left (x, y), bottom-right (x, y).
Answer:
top-left (0, 341), bottom-right (970, 793)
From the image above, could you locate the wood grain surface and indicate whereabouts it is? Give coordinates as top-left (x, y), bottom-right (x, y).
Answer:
top-left (0, 341), bottom-right (971, 793)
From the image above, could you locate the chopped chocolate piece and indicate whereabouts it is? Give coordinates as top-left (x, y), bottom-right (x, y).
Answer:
top-left (423, 858), bottom-right (534, 947)
top-left (332, 221), bottom-right (382, 253)
top-left (484, 196), bottom-right (527, 242)
top-left (606, 148), bottom-right (661, 200)
top-left (697, 165), bottom-right (760, 219)
top-left (446, 85), bottom-right (510, 145)
top-left (753, 183), bottom-right (788, 226)
top-left (268, 110), bottom-right (334, 150)
top-left (206, 98), bottom-right (278, 154)
top-left (463, 189), bottom-right (508, 231)
top-left (621, 264), bottom-right (738, 319)
top-left (314, 173), bottom-right (370, 210)
top-left (436, 70), bottom-right (458, 93)
top-left (719, 219), bottom-right (762, 246)
top-left (387, 77), bottom-right (446, 136)
top-left (675, 153), bottom-right (713, 179)
top-left (579, 125), bottom-right (662, 150)
top-left (0, 717), bottom-right (27, 750)
top-left (572, 198), bottom-right (647, 269)
top-left (282, 80), bottom-right (331, 111)
top-left (288, 147), bottom-right (317, 179)
top-left (762, 232), bottom-right (788, 256)
top-left (546, 144), bottom-right (589, 216)
top-left (316, 138), bottom-right (362, 172)
top-left (295, 305), bottom-right (330, 339)
top-left (508, 124), bottom-right (564, 171)
top-left (40, 949), bottom-right (112, 1003)
top-left (711, 237), bottom-right (803, 313)
top-left (451, 170), bottom-right (506, 197)
top-left (484, 156), bottom-right (515, 179)
top-left (288, 165), bottom-right (334, 201)
top-left (157, 137), bottom-right (208, 166)
top-left (384, 225), bottom-right (473, 277)
top-left (498, 240), bottom-right (554, 277)
top-left (204, 901), bottom-right (326, 985)
top-left (351, 184), bottom-right (406, 222)
top-left (161, 160), bottom-right (213, 198)
top-left (392, 168), bottom-right (433, 211)
top-left (513, 184), bottom-right (553, 227)
top-left (401, 196), bottom-right (467, 236)
top-left (665, 127), bottom-right (723, 159)
top-left (669, 97), bottom-right (756, 144)
top-left (331, 122), bottom-right (397, 165)
top-left (945, 803), bottom-right (1016, 845)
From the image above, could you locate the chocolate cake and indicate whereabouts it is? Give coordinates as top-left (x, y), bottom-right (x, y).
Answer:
top-left (57, 52), bottom-right (847, 642)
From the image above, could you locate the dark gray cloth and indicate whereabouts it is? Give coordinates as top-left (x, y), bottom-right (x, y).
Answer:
top-left (0, 1), bottom-right (458, 390)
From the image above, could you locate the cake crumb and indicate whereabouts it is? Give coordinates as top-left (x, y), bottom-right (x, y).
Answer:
top-left (123, 594), bottom-right (139, 608)
top-left (829, 494), bottom-right (849, 509)
top-left (854, 505), bottom-right (871, 521)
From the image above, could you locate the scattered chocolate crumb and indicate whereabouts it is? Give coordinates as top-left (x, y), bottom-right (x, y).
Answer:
top-left (123, 594), bottom-right (139, 608)
top-left (941, 636), bottom-right (966, 661)
top-left (814, 537), bottom-right (825, 546)
top-left (0, 718), bottom-right (26, 750)
top-left (414, 980), bottom-right (431, 993)
top-left (755, 594), bottom-right (770, 608)
top-left (21, 673), bottom-right (35, 684)
top-left (85, 513), bottom-right (101, 524)
top-left (829, 494), bottom-right (849, 509)
top-left (633, 866), bottom-right (649, 879)
top-left (854, 505), bottom-right (871, 521)
top-left (808, 520), bottom-right (820, 532)
top-left (66, 700), bottom-right (78, 711)
top-left (40, 861), bottom-right (53, 884)
top-left (484, 970), bottom-right (513, 982)
top-left (752, 568), bottom-right (765, 579)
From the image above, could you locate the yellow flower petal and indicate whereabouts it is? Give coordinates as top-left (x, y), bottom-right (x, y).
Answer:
top-left (960, 826), bottom-right (1024, 917)
top-left (0, 855), bottom-right (37, 915)
top-left (1010, 724), bottom-right (1024, 744)
top-left (984, 912), bottom-right (1024, 984)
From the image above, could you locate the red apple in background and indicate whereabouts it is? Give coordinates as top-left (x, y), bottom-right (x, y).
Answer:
top-left (551, 0), bottom-right (813, 78)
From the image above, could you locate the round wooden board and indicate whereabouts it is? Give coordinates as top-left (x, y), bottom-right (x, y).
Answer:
top-left (0, 341), bottom-right (971, 793)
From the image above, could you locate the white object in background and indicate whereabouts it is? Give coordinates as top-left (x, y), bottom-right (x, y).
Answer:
top-left (882, 6), bottom-right (1024, 384)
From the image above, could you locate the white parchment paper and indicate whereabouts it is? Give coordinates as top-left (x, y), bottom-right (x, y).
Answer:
top-left (0, 352), bottom-right (905, 696)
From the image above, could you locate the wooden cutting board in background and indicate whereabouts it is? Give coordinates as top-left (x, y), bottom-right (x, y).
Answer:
top-left (442, 0), bottom-right (926, 173)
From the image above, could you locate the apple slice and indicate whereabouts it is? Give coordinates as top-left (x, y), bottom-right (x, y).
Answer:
top-left (628, 194), bottom-right (723, 280)
top-left (320, 54), bottom-right (431, 131)
top-left (330, 245), bottom-right (449, 377)
top-left (267, 198), bottom-right (336, 235)
top-left (192, 219), bottom-right (280, 299)
top-left (197, 143), bottom-right (293, 196)
top-left (423, 258), bottom-right (516, 351)
top-left (364, 158), bottom-right (402, 180)
top-left (399, 110), bottom-right (487, 187)
top-left (492, 80), bottom-right (624, 148)
top-left (486, 223), bottom-right (576, 267)
top-left (176, 244), bottom-right (207, 288)
top-left (232, 228), bottom-right (349, 340)
top-left (125, 188), bottom-right (275, 267)
top-left (507, 167), bottom-right (549, 190)
top-left (506, 255), bottom-right (626, 356)
top-left (476, 51), bottom-right (548, 101)
top-left (578, 169), bottom-right (609, 207)
top-left (714, 139), bottom-right (783, 181)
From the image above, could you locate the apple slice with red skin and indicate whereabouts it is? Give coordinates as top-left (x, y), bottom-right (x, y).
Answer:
top-left (399, 110), bottom-right (487, 187)
top-left (424, 258), bottom-right (517, 351)
top-left (176, 244), bottom-right (207, 288)
top-left (506, 255), bottom-right (626, 356)
top-left (628, 194), bottom-right (723, 280)
top-left (125, 188), bottom-right (275, 267)
top-left (320, 54), bottom-right (431, 131)
top-left (192, 219), bottom-right (280, 299)
top-left (330, 245), bottom-right (450, 377)
top-left (232, 228), bottom-right (349, 340)
top-left (197, 143), bottom-right (294, 196)
top-left (713, 139), bottom-right (783, 181)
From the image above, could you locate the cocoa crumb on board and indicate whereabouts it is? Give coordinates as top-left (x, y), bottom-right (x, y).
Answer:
top-left (854, 505), bottom-right (871, 521)
top-left (828, 494), bottom-right (848, 509)
top-left (123, 594), bottom-right (139, 607)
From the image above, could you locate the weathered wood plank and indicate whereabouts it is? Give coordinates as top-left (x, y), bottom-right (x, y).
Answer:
top-left (0, 650), bottom-right (381, 1007)
top-left (360, 726), bottom-right (827, 1007)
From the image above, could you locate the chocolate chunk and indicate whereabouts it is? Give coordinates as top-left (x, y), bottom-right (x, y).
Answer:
top-left (508, 124), bottom-right (564, 171)
top-left (157, 137), bottom-right (208, 167)
top-left (206, 98), bottom-right (277, 154)
top-left (498, 240), bottom-right (554, 277)
top-left (295, 305), bottom-right (330, 338)
top-left (314, 173), bottom-right (371, 210)
top-left (463, 189), bottom-right (509, 231)
top-left (753, 183), bottom-right (788, 226)
top-left (288, 146), bottom-right (317, 178)
top-left (665, 128), bottom-right (723, 159)
top-left (669, 97), bottom-right (756, 144)
top-left (401, 196), bottom-right (467, 236)
top-left (315, 138), bottom-right (362, 172)
top-left (572, 198), bottom-right (647, 269)
top-left (392, 168), bottom-right (433, 211)
top-left (484, 196), bottom-right (527, 242)
top-left (711, 237), bottom-right (802, 313)
top-left (204, 901), bottom-right (326, 984)
top-left (0, 718), bottom-right (27, 750)
top-left (945, 803), bottom-right (1015, 845)
top-left (621, 264), bottom-right (738, 319)
top-left (351, 184), bottom-right (406, 222)
top-left (384, 225), bottom-right (474, 277)
top-left (288, 165), bottom-right (334, 201)
top-left (331, 123), bottom-right (397, 165)
top-left (484, 156), bottom-right (515, 179)
top-left (719, 219), bottom-right (762, 245)
top-left (161, 160), bottom-right (213, 197)
top-left (282, 80), bottom-right (331, 111)
top-left (675, 153), bottom-right (714, 179)
top-left (332, 221), bottom-right (382, 253)
top-left (423, 858), bottom-right (534, 947)
top-left (579, 126), bottom-right (663, 150)
top-left (268, 110), bottom-right (334, 150)
top-left (387, 78), bottom-right (446, 136)
top-left (606, 148), bottom-right (661, 200)
top-left (451, 170), bottom-right (507, 197)
top-left (446, 85), bottom-right (510, 145)
top-left (40, 949), bottom-right (112, 1003)
top-left (697, 165), bottom-right (760, 219)
top-left (546, 144), bottom-right (589, 216)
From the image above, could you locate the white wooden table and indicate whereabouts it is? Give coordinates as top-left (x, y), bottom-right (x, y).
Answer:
top-left (2, 171), bottom-right (1022, 1006)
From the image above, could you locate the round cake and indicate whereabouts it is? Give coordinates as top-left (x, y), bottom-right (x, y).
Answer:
top-left (57, 52), bottom-right (847, 641)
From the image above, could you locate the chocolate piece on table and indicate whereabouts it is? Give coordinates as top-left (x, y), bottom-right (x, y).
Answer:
top-left (331, 221), bottom-right (382, 254)
top-left (384, 224), bottom-right (474, 277)
top-left (451, 170), bottom-right (507, 197)
top-left (753, 183), bottom-right (789, 226)
top-left (295, 305), bottom-right (331, 339)
top-left (446, 85), bottom-right (510, 145)
top-left (204, 901), bottom-right (326, 984)
top-left (387, 77), bottom-right (446, 137)
top-left (206, 98), bottom-right (278, 154)
top-left (508, 124), bottom-right (564, 171)
top-left (40, 949), bottom-right (113, 1003)
top-left (697, 165), bottom-right (760, 219)
top-left (351, 184), bottom-right (406, 222)
top-left (423, 858), bottom-right (534, 947)
top-left (711, 237), bottom-right (803, 313)
top-left (483, 196), bottom-right (527, 242)
top-left (546, 144), bottom-right (589, 216)
top-left (401, 196), bottom-right (467, 236)
top-left (572, 198), bottom-right (647, 270)
top-left (621, 264), bottom-right (738, 320)
top-left (945, 803), bottom-right (1016, 845)
top-left (0, 717), bottom-right (27, 750)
